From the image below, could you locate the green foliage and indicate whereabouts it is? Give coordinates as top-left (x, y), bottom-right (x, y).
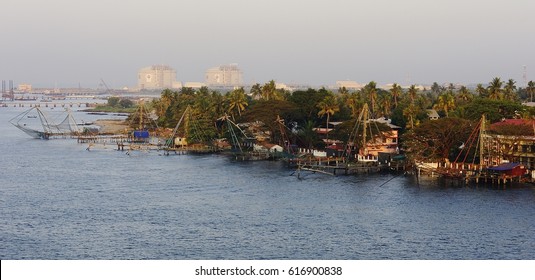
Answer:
top-left (107, 96), bottom-right (134, 108)
top-left (402, 117), bottom-right (474, 162)
top-left (89, 96), bottom-right (137, 113)
top-left (144, 76), bottom-right (535, 152)
top-left (226, 87), bottom-right (248, 119)
top-left (241, 99), bottom-right (298, 139)
top-left (456, 98), bottom-right (522, 122)
top-left (119, 99), bottom-right (134, 108)
top-left (296, 120), bottom-right (321, 149)
top-left (107, 96), bottom-right (120, 107)
top-left (287, 88), bottom-right (329, 125)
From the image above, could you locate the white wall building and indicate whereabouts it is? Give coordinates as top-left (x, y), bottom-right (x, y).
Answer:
top-left (205, 64), bottom-right (243, 87)
top-left (138, 65), bottom-right (179, 90)
top-left (336, 80), bottom-right (363, 90)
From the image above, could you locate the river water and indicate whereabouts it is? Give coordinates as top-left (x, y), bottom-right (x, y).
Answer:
top-left (0, 106), bottom-right (534, 260)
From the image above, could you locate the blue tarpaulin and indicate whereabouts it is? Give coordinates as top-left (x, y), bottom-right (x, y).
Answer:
top-left (487, 162), bottom-right (521, 171)
top-left (133, 130), bottom-right (149, 138)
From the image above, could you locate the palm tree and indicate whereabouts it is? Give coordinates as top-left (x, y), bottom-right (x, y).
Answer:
top-left (431, 82), bottom-right (442, 95)
top-left (434, 91), bottom-right (456, 117)
top-left (261, 80), bottom-right (277, 101)
top-left (317, 94), bottom-right (340, 141)
top-left (155, 89), bottom-right (175, 118)
top-left (527, 80), bottom-right (535, 102)
top-left (250, 83), bottom-right (262, 100)
top-left (408, 85), bottom-right (419, 103)
top-left (299, 120), bottom-right (318, 149)
top-left (338, 86), bottom-right (349, 96)
top-left (346, 92), bottom-right (363, 118)
top-left (226, 87), bottom-right (248, 118)
top-left (503, 79), bottom-right (517, 101)
top-left (210, 91), bottom-right (225, 121)
top-left (403, 103), bottom-right (418, 129)
top-left (456, 86), bottom-right (473, 104)
top-left (378, 91), bottom-right (392, 118)
top-left (363, 81), bottom-right (378, 116)
top-left (487, 77), bottom-right (503, 100)
top-left (475, 83), bottom-right (487, 98)
top-left (390, 83), bottom-right (402, 108)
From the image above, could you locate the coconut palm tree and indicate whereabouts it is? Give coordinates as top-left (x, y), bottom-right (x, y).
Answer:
top-left (363, 81), bottom-right (378, 116)
top-left (338, 86), bottom-right (349, 96)
top-left (475, 83), bottom-right (487, 98)
top-left (317, 94), bottom-right (340, 141)
top-left (456, 86), bottom-right (473, 104)
top-left (503, 79), bottom-right (517, 101)
top-left (346, 92), bottom-right (363, 118)
top-left (378, 91), bottom-right (392, 118)
top-left (408, 84), bottom-right (419, 103)
top-left (390, 83), bottom-right (402, 108)
top-left (431, 82), bottom-right (442, 95)
top-left (261, 80), bottom-right (277, 101)
top-left (403, 103), bottom-right (418, 129)
top-left (487, 77), bottom-right (503, 100)
top-left (250, 83), bottom-right (262, 100)
top-left (226, 87), bottom-right (248, 118)
top-left (434, 91), bottom-right (456, 117)
top-left (299, 120), bottom-right (318, 149)
top-left (527, 80), bottom-right (535, 102)
top-left (210, 91), bottom-right (226, 121)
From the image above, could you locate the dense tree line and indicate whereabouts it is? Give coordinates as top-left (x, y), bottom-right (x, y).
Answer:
top-left (144, 77), bottom-right (535, 161)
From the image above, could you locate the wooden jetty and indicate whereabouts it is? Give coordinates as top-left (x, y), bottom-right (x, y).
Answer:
top-left (163, 144), bottom-right (222, 155)
top-left (415, 161), bottom-right (528, 186)
top-left (413, 115), bottom-right (532, 187)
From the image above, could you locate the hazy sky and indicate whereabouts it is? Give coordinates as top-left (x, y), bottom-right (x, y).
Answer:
top-left (1, 0), bottom-right (534, 88)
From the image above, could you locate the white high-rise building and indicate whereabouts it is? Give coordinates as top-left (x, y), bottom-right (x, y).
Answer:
top-left (205, 64), bottom-right (243, 87)
top-left (138, 65), bottom-right (180, 90)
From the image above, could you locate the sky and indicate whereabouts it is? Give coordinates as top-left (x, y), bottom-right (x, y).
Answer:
top-left (1, 0), bottom-right (534, 88)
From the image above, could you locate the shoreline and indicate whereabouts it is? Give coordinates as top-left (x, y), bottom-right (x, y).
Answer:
top-left (93, 119), bottom-right (129, 134)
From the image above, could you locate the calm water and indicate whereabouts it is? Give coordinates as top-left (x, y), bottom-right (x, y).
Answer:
top-left (1, 106), bottom-right (534, 259)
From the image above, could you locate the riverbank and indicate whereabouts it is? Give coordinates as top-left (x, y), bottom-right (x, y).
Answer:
top-left (84, 105), bottom-right (137, 114)
top-left (93, 119), bottom-right (129, 134)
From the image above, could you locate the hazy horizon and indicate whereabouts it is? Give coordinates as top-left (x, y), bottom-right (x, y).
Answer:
top-left (2, 0), bottom-right (534, 89)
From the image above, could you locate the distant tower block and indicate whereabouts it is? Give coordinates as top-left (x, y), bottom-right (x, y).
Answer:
top-left (137, 65), bottom-right (178, 90)
top-left (205, 64), bottom-right (243, 87)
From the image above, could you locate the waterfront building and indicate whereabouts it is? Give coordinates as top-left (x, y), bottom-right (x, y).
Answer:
top-left (484, 119), bottom-right (535, 170)
top-left (138, 65), bottom-right (181, 90)
top-left (18, 84), bottom-right (32, 92)
top-left (205, 64), bottom-right (243, 87)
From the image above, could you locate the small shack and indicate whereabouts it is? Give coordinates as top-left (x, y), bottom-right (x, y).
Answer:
top-left (174, 136), bottom-right (187, 147)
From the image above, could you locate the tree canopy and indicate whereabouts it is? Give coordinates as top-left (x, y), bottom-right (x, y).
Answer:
top-left (142, 76), bottom-right (535, 158)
